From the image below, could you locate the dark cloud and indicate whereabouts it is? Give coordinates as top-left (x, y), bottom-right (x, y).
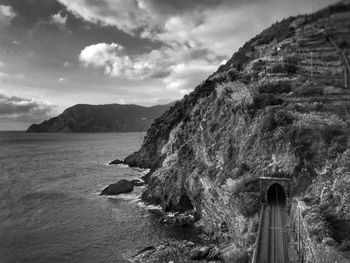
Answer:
top-left (0, 0), bottom-right (158, 60)
top-left (0, 94), bottom-right (55, 122)
top-left (145, 0), bottom-right (257, 15)
top-left (0, 0), bottom-right (340, 131)
top-left (149, 69), bottom-right (172, 79)
top-left (0, 0), bottom-right (65, 25)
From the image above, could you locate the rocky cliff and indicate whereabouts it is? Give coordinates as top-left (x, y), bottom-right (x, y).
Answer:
top-left (27, 103), bottom-right (171, 132)
top-left (125, 1), bottom-right (350, 260)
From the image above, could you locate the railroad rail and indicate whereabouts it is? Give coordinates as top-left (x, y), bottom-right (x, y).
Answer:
top-left (253, 186), bottom-right (289, 263)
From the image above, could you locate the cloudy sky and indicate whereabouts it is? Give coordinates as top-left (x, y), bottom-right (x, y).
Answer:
top-left (0, 0), bottom-right (339, 130)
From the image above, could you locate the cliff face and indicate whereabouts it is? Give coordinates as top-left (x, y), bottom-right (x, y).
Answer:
top-left (125, 1), bottom-right (350, 259)
top-left (27, 103), bottom-right (171, 132)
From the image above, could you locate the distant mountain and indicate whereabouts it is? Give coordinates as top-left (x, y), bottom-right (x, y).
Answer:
top-left (26, 103), bottom-right (173, 132)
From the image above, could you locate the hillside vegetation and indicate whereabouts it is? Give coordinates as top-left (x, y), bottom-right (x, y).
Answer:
top-left (125, 1), bottom-right (350, 261)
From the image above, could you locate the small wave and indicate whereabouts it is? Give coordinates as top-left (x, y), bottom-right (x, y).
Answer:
top-left (102, 160), bottom-right (130, 167)
top-left (136, 201), bottom-right (162, 211)
top-left (20, 191), bottom-right (68, 201)
top-left (107, 193), bottom-right (141, 201)
top-left (136, 168), bottom-right (150, 176)
top-left (111, 209), bottom-right (150, 221)
top-left (116, 164), bottom-right (130, 168)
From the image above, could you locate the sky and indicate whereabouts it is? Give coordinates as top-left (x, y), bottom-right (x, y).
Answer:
top-left (0, 0), bottom-right (340, 130)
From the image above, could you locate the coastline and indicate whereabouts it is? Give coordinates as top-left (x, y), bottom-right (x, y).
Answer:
top-left (107, 161), bottom-right (223, 262)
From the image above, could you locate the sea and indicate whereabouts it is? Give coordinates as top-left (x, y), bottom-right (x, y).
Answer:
top-left (0, 132), bottom-right (200, 263)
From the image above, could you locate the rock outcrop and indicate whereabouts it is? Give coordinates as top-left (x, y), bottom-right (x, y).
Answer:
top-left (125, 1), bottom-right (350, 261)
top-left (109, 159), bottom-right (124, 165)
top-left (129, 240), bottom-right (222, 263)
top-left (27, 103), bottom-right (172, 132)
top-left (100, 179), bottom-right (134, 195)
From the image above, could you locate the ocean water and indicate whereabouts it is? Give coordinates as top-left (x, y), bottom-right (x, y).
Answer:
top-left (0, 132), bottom-right (199, 263)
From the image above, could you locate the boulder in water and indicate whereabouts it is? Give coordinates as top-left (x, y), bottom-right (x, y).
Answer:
top-left (100, 179), bottom-right (134, 195)
top-left (109, 159), bottom-right (124, 165)
top-left (131, 179), bottom-right (145, 186)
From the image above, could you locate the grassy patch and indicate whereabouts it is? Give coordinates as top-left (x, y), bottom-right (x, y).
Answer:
top-left (294, 85), bottom-right (324, 97)
top-left (251, 94), bottom-right (283, 110)
top-left (258, 81), bottom-right (293, 94)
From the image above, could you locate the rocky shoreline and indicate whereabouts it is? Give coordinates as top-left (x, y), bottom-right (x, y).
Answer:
top-left (104, 162), bottom-right (230, 262)
top-left (100, 178), bottom-right (145, 196)
top-left (128, 239), bottom-right (222, 263)
top-left (108, 4), bottom-right (350, 262)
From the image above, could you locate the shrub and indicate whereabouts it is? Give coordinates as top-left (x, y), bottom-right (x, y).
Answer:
top-left (284, 55), bottom-right (299, 73)
top-left (301, 195), bottom-right (320, 205)
top-left (294, 85), bottom-right (324, 97)
top-left (260, 110), bottom-right (294, 132)
top-left (274, 110), bottom-right (294, 126)
top-left (340, 240), bottom-right (350, 251)
top-left (207, 167), bottom-right (218, 180)
top-left (270, 57), bottom-right (299, 74)
top-left (271, 63), bottom-right (285, 73)
top-left (338, 39), bottom-right (349, 48)
top-left (237, 192), bottom-right (261, 217)
top-left (271, 48), bottom-right (278, 56)
top-left (252, 59), bottom-right (265, 71)
top-left (238, 72), bottom-right (252, 84)
top-left (258, 81), bottom-right (292, 94)
top-left (250, 71), bottom-right (260, 80)
top-left (305, 205), bottom-right (333, 242)
top-left (251, 94), bottom-right (283, 110)
top-left (284, 63), bottom-right (298, 74)
top-left (284, 55), bottom-right (299, 66)
top-left (243, 177), bottom-right (259, 192)
top-left (261, 113), bottom-right (277, 132)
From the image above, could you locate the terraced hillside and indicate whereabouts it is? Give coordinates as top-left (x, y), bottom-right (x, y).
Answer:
top-left (124, 1), bottom-right (350, 261)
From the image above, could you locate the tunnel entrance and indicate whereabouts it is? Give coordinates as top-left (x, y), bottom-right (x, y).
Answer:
top-left (267, 183), bottom-right (286, 206)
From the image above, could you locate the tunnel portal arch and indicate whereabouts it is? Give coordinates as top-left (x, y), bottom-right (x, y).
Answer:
top-left (259, 177), bottom-right (291, 205)
top-left (267, 183), bottom-right (286, 205)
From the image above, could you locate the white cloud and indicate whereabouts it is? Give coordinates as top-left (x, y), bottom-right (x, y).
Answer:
top-left (70, 0), bottom-right (340, 99)
top-left (162, 59), bottom-right (217, 93)
top-left (79, 43), bottom-right (131, 75)
top-left (0, 5), bottom-right (16, 24)
top-left (58, 0), bottom-right (274, 58)
top-left (80, 42), bottom-right (165, 79)
top-left (179, 89), bottom-right (192, 95)
top-left (0, 62), bottom-right (4, 67)
top-left (52, 12), bottom-right (68, 26)
top-left (79, 42), bottom-right (218, 94)
top-left (144, 4), bottom-right (274, 58)
top-left (57, 0), bottom-right (159, 35)
top-left (0, 72), bottom-right (25, 83)
top-left (70, 1), bottom-right (269, 96)
top-left (0, 93), bottom-right (56, 122)
top-left (0, 5), bottom-right (15, 18)
top-left (61, 0), bottom-right (339, 59)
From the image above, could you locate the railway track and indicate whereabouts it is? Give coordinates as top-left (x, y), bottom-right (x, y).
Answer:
top-left (253, 200), bottom-right (289, 263)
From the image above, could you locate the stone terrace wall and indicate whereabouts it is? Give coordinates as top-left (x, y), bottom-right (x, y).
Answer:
top-left (295, 11), bottom-right (350, 87)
